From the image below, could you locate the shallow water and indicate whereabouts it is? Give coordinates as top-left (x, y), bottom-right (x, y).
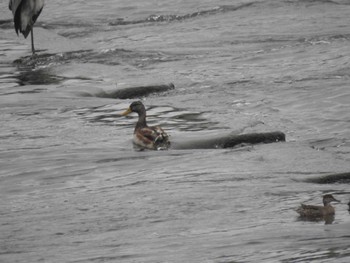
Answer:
top-left (1, 0), bottom-right (350, 262)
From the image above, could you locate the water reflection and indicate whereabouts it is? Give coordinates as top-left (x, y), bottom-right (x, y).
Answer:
top-left (6, 53), bottom-right (66, 86)
top-left (297, 215), bottom-right (335, 225)
top-left (1, 60), bottom-right (62, 87)
top-left (13, 67), bottom-right (63, 86)
top-left (73, 103), bottom-right (220, 132)
top-left (12, 48), bottom-right (183, 69)
top-left (13, 50), bottom-right (91, 68)
top-left (108, 3), bottom-right (254, 26)
top-left (4, 47), bottom-right (182, 87)
top-left (0, 19), bottom-right (12, 30)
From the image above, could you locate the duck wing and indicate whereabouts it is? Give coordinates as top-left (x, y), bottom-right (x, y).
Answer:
top-left (132, 127), bottom-right (156, 150)
top-left (139, 127), bottom-right (160, 141)
top-left (133, 126), bottom-right (170, 150)
top-left (296, 204), bottom-right (323, 217)
top-left (150, 126), bottom-right (169, 142)
top-left (300, 204), bottom-right (322, 211)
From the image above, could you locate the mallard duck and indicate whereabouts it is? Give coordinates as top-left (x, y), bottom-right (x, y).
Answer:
top-left (296, 194), bottom-right (340, 218)
top-left (121, 101), bottom-right (170, 150)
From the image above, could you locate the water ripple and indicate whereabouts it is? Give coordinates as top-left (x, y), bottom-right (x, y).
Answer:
top-left (73, 103), bottom-right (220, 132)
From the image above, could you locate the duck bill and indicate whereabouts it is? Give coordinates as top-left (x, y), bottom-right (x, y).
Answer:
top-left (333, 198), bottom-right (341, 203)
top-left (121, 107), bottom-right (132, 116)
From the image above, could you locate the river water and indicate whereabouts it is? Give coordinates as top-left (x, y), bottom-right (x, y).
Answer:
top-left (1, 0), bottom-right (350, 262)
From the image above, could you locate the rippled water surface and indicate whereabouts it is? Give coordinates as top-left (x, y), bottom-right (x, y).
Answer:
top-left (1, 0), bottom-right (350, 262)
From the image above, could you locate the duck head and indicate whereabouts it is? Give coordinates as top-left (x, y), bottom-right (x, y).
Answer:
top-left (121, 101), bottom-right (146, 116)
top-left (323, 194), bottom-right (340, 206)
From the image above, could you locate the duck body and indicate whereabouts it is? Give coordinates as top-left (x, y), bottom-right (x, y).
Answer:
top-left (122, 101), bottom-right (170, 150)
top-left (297, 203), bottom-right (335, 218)
top-left (296, 194), bottom-right (339, 219)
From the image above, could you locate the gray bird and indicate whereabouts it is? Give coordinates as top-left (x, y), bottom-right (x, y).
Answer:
top-left (9, 0), bottom-right (45, 54)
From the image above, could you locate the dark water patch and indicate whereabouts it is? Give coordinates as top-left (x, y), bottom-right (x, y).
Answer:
top-left (72, 255), bottom-right (144, 263)
top-left (89, 48), bottom-right (183, 67)
top-left (329, 66), bottom-right (350, 79)
top-left (3, 53), bottom-right (76, 86)
top-left (0, 88), bottom-right (46, 96)
top-left (96, 155), bottom-right (152, 164)
top-left (109, 3), bottom-right (255, 26)
top-left (13, 50), bottom-right (93, 68)
top-left (4, 51), bottom-right (89, 85)
top-left (13, 48), bottom-right (182, 70)
top-left (73, 104), bottom-right (125, 125)
top-left (40, 21), bottom-right (93, 30)
top-left (299, 34), bottom-right (350, 46)
top-left (327, 34), bottom-right (350, 41)
top-left (226, 79), bottom-right (254, 86)
top-left (291, 0), bottom-right (341, 5)
top-left (6, 50), bottom-right (101, 86)
top-left (12, 68), bottom-right (63, 86)
top-left (86, 83), bottom-right (175, 99)
top-left (281, 251), bottom-right (326, 263)
top-left (40, 21), bottom-right (98, 38)
top-left (309, 138), bottom-right (346, 151)
top-left (281, 248), bottom-right (350, 263)
top-left (172, 131), bottom-right (285, 150)
top-left (305, 172), bottom-right (350, 184)
top-left (297, 214), bottom-right (335, 224)
top-left (96, 151), bottom-right (193, 165)
top-left (58, 29), bottom-right (96, 39)
top-left (120, 180), bottom-right (149, 188)
top-left (0, 19), bottom-right (12, 29)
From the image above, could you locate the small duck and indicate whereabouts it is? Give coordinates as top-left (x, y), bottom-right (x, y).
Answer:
top-left (296, 194), bottom-right (340, 218)
top-left (121, 101), bottom-right (170, 150)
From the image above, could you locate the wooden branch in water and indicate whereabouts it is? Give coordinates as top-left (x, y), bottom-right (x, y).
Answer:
top-left (98, 83), bottom-right (175, 99)
top-left (305, 172), bottom-right (350, 184)
top-left (172, 131), bottom-right (286, 149)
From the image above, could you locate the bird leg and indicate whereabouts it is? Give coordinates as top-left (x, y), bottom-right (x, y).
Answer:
top-left (31, 28), bottom-right (35, 54)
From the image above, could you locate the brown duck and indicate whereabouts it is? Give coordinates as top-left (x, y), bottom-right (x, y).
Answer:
top-left (296, 194), bottom-right (340, 218)
top-left (121, 101), bottom-right (170, 150)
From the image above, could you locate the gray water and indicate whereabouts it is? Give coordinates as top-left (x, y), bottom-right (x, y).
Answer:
top-left (1, 0), bottom-right (350, 262)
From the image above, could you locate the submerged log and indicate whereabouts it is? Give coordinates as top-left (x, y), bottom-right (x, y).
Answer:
top-left (98, 83), bottom-right (175, 99)
top-left (305, 172), bottom-right (350, 184)
top-left (172, 131), bottom-right (285, 149)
